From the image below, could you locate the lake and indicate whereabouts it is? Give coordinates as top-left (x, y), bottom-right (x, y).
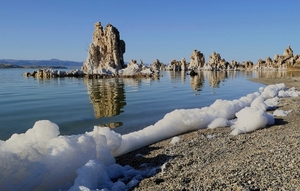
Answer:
top-left (0, 68), bottom-right (297, 140)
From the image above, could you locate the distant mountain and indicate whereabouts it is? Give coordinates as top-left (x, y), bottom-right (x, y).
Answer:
top-left (0, 59), bottom-right (83, 68)
top-left (0, 63), bottom-right (67, 69)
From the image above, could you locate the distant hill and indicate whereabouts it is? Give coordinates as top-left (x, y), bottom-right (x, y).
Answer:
top-left (0, 59), bottom-right (83, 68)
top-left (0, 63), bottom-right (68, 69)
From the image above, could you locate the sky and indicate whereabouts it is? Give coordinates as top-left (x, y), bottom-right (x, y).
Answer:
top-left (1, 0), bottom-right (300, 64)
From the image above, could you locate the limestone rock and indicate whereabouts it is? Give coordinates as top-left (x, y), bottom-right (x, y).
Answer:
top-left (218, 59), bottom-right (228, 70)
top-left (254, 46), bottom-right (297, 69)
top-left (189, 49), bottom-right (205, 69)
top-left (23, 68), bottom-right (84, 78)
top-left (253, 59), bottom-right (265, 70)
top-left (228, 60), bottom-right (239, 70)
top-left (139, 59), bottom-right (146, 70)
top-left (206, 52), bottom-right (239, 71)
top-left (181, 58), bottom-right (187, 71)
top-left (118, 59), bottom-right (154, 77)
top-left (283, 45), bottom-right (293, 58)
top-left (265, 57), bottom-right (273, 68)
top-left (242, 61), bottom-right (253, 69)
top-left (166, 58), bottom-right (187, 71)
top-left (82, 22), bottom-right (126, 75)
top-left (167, 59), bottom-right (181, 71)
top-left (208, 52), bottom-right (221, 69)
top-left (151, 59), bottom-right (162, 72)
top-left (127, 59), bottom-right (138, 67)
top-left (118, 59), bottom-right (140, 76)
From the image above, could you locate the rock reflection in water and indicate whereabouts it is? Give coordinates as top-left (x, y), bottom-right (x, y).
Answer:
top-left (169, 70), bottom-right (243, 91)
top-left (209, 71), bottom-right (227, 88)
top-left (252, 70), bottom-right (300, 78)
top-left (190, 72), bottom-right (204, 91)
top-left (190, 71), bottom-right (240, 91)
top-left (84, 78), bottom-right (126, 121)
top-left (168, 70), bottom-right (187, 84)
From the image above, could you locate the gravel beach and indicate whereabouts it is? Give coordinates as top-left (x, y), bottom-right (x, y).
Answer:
top-left (116, 76), bottom-right (300, 191)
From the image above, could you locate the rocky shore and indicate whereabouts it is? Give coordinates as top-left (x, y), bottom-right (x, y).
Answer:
top-left (116, 77), bottom-right (300, 190)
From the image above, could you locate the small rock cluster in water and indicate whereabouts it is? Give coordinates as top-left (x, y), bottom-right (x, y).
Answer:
top-left (23, 68), bottom-right (85, 78)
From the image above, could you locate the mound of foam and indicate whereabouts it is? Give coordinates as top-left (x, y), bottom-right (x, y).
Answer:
top-left (208, 118), bottom-right (231, 129)
top-left (230, 107), bottom-right (274, 135)
top-left (273, 109), bottom-right (292, 116)
top-left (0, 121), bottom-right (118, 190)
top-left (0, 83), bottom-right (299, 190)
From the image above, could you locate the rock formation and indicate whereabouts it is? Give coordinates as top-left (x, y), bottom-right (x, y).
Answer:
top-left (242, 61), bottom-right (253, 69)
top-left (229, 60), bottom-right (239, 70)
top-left (283, 45), bottom-right (293, 58)
top-left (208, 52), bottom-right (222, 69)
top-left (204, 52), bottom-right (226, 70)
top-left (218, 59), bottom-right (228, 70)
top-left (201, 52), bottom-right (240, 71)
top-left (166, 60), bottom-right (180, 71)
top-left (265, 57), bottom-right (273, 68)
top-left (82, 22), bottom-right (126, 75)
top-left (252, 46), bottom-right (300, 70)
top-left (189, 49), bottom-right (205, 69)
top-left (150, 59), bottom-right (164, 73)
top-left (23, 68), bottom-right (84, 78)
top-left (118, 59), bottom-right (154, 77)
top-left (181, 58), bottom-right (187, 71)
top-left (80, 22), bottom-right (156, 78)
top-left (166, 58), bottom-right (187, 71)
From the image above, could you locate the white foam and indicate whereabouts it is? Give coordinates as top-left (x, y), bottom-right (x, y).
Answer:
top-left (208, 118), bottom-right (230, 129)
top-left (230, 107), bottom-right (274, 135)
top-left (273, 109), bottom-right (292, 116)
top-left (264, 97), bottom-right (279, 108)
top-left (170, 136), bottom-right (180, 145)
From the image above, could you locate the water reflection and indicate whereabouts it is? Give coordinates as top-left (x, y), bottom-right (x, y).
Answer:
top-left (190, 72), bottom-right (204, 91)
top-left (168, 70), bottom-right (187, 84)
top-left (191, 71), bottom-right (230, 91)
top-left (252, 70), bottom-right (300, 78)
top-left (82, 70), bottom-right (300, 130)
top-left (209, 71), bottom-right (225, 88)
top-left (84, 78), bottom-right (126, 120)
top-left (168, 70), bottom-right (239, 90)
top-left (84, 70), bottom-right (300, 122)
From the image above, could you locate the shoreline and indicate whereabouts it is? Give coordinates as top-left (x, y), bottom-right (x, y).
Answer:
top-left (116, 76), bottom-right (300, 190)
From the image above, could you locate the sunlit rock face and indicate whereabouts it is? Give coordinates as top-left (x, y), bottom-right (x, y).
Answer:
top-left (242, 60), bottom-right (253, 69)
top-left (283, 45), bottom-right (293, 58)
top-left (150, 59), bottom-right (163, 72)
top-left (253, 46), bottom-right (300, 70)
top-left (82, 22), bottom-right (126, 75)
top-left (189, 49), bottom-right (205, 69)
top-left (208, 51), bottom-right (222, 69)
top-left (166, 59), bottom-right (184, 71)
top-left (271, 45), bottom-right (294, 68)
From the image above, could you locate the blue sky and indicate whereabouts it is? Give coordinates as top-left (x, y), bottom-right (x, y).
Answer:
top-left (0, 0), bottom-right (299, 64)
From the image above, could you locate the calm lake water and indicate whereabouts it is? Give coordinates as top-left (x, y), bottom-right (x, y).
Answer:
top-left (1, 68), bottom-right (298, 140)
